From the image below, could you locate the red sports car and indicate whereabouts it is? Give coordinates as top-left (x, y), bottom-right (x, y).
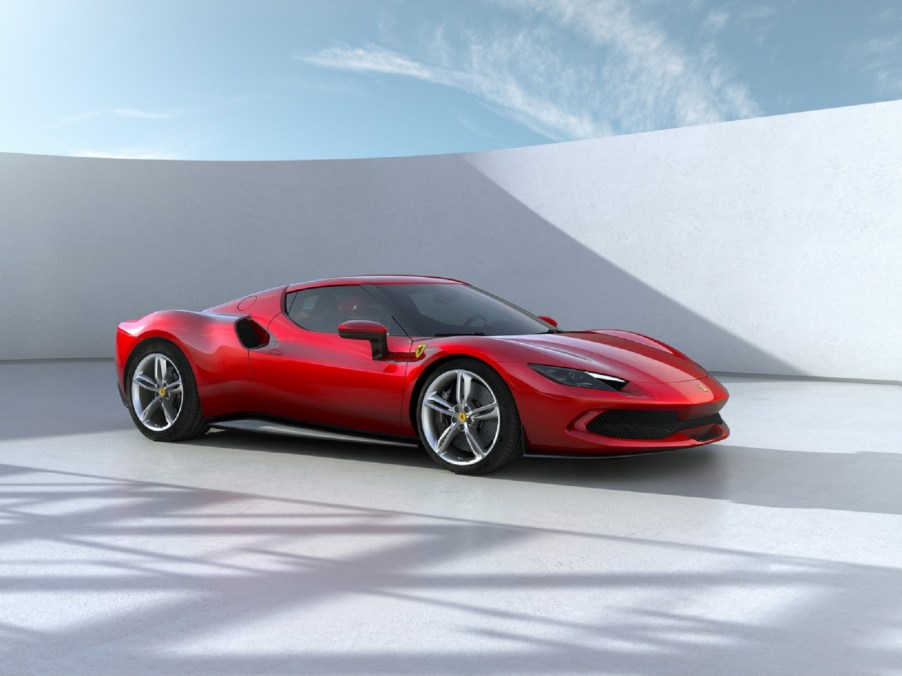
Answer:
top-left (115, 275), bottom-right (729, 474)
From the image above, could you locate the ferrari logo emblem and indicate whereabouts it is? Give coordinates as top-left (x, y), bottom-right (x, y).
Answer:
top-left (698, 383), bottom-right (709, 393)
top-left (457, 412), bottom-right (468, 423)
top-left (415, 344), bottom-right (427, 359)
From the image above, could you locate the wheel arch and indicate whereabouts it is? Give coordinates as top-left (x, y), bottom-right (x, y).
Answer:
top-left (123, 336), bottom-right (210, 442)
top-left (410, 352), bottom-right (528, 474)
top-left (407, 353), bottom-right (514, 437)
top-left (121, 336), bottom-right (196, 407)
top-left (123, 335), bottom-right (188, 380)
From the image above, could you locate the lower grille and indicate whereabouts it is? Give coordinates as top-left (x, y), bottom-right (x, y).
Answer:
top-left (586, 410), bottom-right (724, 440)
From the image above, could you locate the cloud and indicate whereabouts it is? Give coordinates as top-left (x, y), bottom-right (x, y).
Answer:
top-left (53, 107), bottom-right (189, 127)
top-left (455, 110), bottom-right (496, 139)
top-left (740, 3), bottom-right (778, 22)
top-left (703, 8), bottom-right (731, 33)
top-left (299, 0), bottom-right (758, 140)
top-left (74, 148), bottom-right (182, 160)
top-left (865, 37), bottom-right (902, 98)
top-left (300, 41), bottom-right (610, 139)
top-left (52, 95), bottom-right (255, 128)
top-left (300, 40), bottom-right (607, 140)
top-left (502, 0), bottom-right (759, 128)
top-left (301, 44), bottom-right (439, 80)
top-left (109, 107), bottom-right (187, 119)
top-left (849, 7), bottom-right (902, 97)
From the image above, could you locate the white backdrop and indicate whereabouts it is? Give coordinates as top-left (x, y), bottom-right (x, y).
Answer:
top-left (1, 100), bottom-right (900, 380)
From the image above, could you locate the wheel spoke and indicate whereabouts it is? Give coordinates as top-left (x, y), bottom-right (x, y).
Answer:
top-left (157, 356), bottom-right (168, 385)
top-left (455, 371), bottom-right (473, 407)
top-left (469, 402), bottom-right (498, 421)
top-left (134, 374), bottom-right (158, 392)
top-left (161, 398), bottom-right (177, 425)
top-left (436, 423), bottom-right (460, 454)
top-left (463, 428), bottom-right (487, 459)
top-left (166, 379), bottom-right (183, 394)
top-left (140, 396), bottom-right (162, 422)
top-left (424, 393), bottom-right (455, 417)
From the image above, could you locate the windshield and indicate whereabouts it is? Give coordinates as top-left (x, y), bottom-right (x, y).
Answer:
top-left (370, 283), bottom-right (555, 337)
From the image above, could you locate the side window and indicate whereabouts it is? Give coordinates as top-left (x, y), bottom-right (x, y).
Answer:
top-left (286, 286), bottom-right (400, 334)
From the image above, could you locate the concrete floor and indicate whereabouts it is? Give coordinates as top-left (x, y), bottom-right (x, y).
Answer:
top-left (0, 360), bottom-right (900, 675)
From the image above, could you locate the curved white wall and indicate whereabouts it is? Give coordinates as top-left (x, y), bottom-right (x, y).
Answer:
top-left (1, 101), bottom-right (900, 380)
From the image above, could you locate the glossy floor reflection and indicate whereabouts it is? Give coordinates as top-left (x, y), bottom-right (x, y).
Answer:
top-left (1, 361), bottom-right (900, 675)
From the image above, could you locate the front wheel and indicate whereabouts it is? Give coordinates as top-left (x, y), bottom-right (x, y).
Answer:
top-left (417, 359), bottom-right (524, 475)
top-left (126, 341), bottom-right (208, 442)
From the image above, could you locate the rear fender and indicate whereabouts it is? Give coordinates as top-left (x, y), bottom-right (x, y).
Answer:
top-left (116, 310), bottom-right (263, 418)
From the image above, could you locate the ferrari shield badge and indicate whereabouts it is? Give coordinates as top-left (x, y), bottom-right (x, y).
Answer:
top-left (415, 344), bottom-right (427, 359)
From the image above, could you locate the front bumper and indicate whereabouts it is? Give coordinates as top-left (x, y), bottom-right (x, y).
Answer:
top-left (506, 364), bottom-right (730, 455)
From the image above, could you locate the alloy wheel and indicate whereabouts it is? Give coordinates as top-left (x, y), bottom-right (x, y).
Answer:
top-left (130, 353), bottom-right (184, 432)
top-left (420, 368), bottom-right (501, 467)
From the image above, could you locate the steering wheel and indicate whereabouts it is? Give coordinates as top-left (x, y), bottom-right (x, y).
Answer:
top-left (463, 315), bottom-right (489, 330)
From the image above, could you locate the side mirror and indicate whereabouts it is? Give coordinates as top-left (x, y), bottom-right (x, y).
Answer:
top-left (538, 315), bottom-right (558, 328)
top-left (338, 320), bottom-right (389, 360)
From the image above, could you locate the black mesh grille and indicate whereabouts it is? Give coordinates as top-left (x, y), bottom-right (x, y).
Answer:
top-left (586, 410), bottom-right (724, 440)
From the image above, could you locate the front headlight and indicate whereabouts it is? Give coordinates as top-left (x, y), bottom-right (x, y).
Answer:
top-left (529, 364), bottom-right (628, 391)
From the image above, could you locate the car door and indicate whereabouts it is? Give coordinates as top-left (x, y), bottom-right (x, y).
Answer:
top-left (249, 285), bottom-right (413, 437)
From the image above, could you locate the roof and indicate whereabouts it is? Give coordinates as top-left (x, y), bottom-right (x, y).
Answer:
top-left (286, 274), bottom-right (465, 292)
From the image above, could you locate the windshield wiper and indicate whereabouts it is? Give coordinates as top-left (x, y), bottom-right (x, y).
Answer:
top-left (433, 332), bottom-right (486, 337)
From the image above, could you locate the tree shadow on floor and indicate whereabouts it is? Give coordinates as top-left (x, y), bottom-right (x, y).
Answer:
top-left (0, 460), bottom-right (900, 675)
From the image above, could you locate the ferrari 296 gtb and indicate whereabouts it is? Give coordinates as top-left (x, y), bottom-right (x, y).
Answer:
top-left (115, 275), bottom-right (729, 474)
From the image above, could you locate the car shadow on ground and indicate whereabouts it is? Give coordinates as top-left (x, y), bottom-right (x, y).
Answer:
top-left (191, 430), bottom-right (902, 517)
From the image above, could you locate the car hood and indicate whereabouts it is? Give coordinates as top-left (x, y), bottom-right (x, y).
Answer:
top-left (495, 332), bottom-right (708, 384)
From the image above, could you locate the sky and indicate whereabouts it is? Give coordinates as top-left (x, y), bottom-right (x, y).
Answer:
top-left (1, 0), bottom-right (900, 161)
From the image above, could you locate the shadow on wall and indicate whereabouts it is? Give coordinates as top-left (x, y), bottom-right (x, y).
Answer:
top-left (448, 157), bottom-right (799, 375)
top-left (1, 153), bottom-right (797, 375)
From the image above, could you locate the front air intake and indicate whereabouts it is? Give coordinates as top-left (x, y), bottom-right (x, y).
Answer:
top-left (586, 410), bottom-right (724, 440)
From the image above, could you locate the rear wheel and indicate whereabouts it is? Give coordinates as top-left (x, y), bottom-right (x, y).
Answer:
top-left (417, 359), bottom-right (523, 475)
top-left (126, 341), bottom-right (208, 441)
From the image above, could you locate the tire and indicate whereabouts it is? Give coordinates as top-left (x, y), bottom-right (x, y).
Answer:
top-left (416, 358), bottom-right (524, 475)
top-left (125, 340), bottom-right (208, 442)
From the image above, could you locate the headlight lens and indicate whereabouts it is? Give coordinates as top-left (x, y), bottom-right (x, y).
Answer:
top-left (529, 364), bottom-right (628, 391)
